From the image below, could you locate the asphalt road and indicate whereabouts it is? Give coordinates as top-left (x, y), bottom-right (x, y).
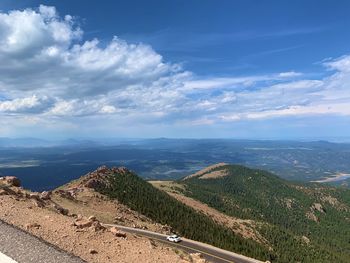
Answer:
top-left (0, 220), bottom-right (85, 263)
top-left (104, 224), bottom-right (265, 263)
top-left (0, 219), bottom-right (264, 263)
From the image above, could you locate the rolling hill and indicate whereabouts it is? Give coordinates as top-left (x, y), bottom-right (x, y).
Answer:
top-left (161, 164), bottom-right (350, 262)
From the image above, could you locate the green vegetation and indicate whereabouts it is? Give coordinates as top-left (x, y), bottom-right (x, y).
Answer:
top-left (181, 165), bottom-right (350, 263)
top-left (96, 169), bottom-right (273, 261)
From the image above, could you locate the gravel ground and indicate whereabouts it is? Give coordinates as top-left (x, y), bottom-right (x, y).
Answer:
top-left (0, 220), bottom-right (85, 263)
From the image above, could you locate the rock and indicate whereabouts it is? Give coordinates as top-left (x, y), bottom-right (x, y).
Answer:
top-left (110, 227), bottom-right (127, 238)
top-left (90, 221), bottom-right (106, 232)
top-left (302, 235), bottom-right (310, 244)
top-left (74, 219), bottom-right (93, 229)
top-left (161, 224), bottom-right (173, 234)
top-left (1, 176), bottom-right (21, 187)
top-left (40, 191), bottom-right (52, 200)
top-left (88, 216), bottom-right (97, 222)
top-left (25, 223), bottom-right (41, 230)
top-left (111, 167), bottom-right (129, 174)
top-left (306, 211), bottom-right (319, 222)
top-left (0, 189), bottom-right (8, 196)
top-left (84, 179), bottom-right (104, 189)
top-left (55, 190), bottom-right (75, 200)
top-left (97, 165), bottom-right (109, 173)
top-left (53, 204), bottom-right (69, 215)
top-left (32, 199), bottom-right (45, 208)
top-left (312, 203), bottom-right (325, 213)
top-left (29, 193), bottom-right (41, 200)
top-left (89, 249), bottom-right (98, 254)
top-left (190, 253), bottom-right (207, 263)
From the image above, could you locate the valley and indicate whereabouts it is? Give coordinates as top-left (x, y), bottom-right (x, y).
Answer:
top-left (1, 139), bottom-right (350, 191)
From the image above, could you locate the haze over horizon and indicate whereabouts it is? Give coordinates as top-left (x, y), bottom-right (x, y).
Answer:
top-left (0, 1), bottom-right (350, 139)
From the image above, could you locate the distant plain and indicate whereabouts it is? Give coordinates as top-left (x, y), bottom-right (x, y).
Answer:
top-left (1, 138), bottom-right (350, 191)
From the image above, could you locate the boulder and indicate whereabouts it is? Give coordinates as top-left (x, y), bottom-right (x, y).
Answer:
top-left (89, 249), bottom-right (98, 254)
top-left (312, 203), bottom-right (325, 213)
top-left (53, 204), bottom-right (69, 215)
top-left (29, 193), bottom-right (41, 200)
top-left (110, 227), bottom-right (127, 238)
top-left (40, 191), bottom-right (52, 200)
top-left (32, 199), bottom-right (45, 208)
top-left (90, 221), bottom-right (106, 232)
top-left (74, 219), bottom-right (93, 229)
top-left (302, 235), bottom-right (310, 244)
top-left (88, 215), bottom-right (97, 222)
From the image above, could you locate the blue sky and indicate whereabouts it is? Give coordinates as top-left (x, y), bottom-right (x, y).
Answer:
top-left (0, 1), bottom-right (349, 139)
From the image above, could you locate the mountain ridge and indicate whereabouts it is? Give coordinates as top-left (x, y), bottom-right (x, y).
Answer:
top-left (172, 164), bottom-right (350, 262)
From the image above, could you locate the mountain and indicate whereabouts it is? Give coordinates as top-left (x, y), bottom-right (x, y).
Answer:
top-left (92, 166), bottom-right (271, 261)
top-left (162, 164), bottom-right (350, 262)
top-left (2, 163), bottom-right (349, 262)
top-left (0, 168), bottom-right (218, 263)
top-left (0, 137), bottom-right (52, 147)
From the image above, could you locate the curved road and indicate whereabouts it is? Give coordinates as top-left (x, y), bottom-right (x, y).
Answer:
top-left (104, 224), bottom-right (265, 263)
top-left (0, 219), bottom-right (264, 263)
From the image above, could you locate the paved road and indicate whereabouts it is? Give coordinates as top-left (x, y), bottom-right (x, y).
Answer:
top-left (0, 220), bottom-right (85, 263)
top-left (104, 224), bottom-right (265, 263)
top-left (0, 219), bottom-right (264, 263)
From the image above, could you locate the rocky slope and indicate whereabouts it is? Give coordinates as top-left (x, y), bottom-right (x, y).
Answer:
top-left (0, 169), bottom-right (207, 263)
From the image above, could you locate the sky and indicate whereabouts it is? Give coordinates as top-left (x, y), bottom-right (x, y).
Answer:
top-left (0, 0), bottom-right (350, 139)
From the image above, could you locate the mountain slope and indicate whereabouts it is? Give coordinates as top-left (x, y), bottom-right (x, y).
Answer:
top-left (0, 175), bottom-right (196, 263)
top-left (177, 164), bottom-right (350, 262)
top-left (92, 167), bottom-right (272, 261)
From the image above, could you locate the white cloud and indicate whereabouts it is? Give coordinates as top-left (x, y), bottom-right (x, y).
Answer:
top-left (278, 71), bottom-right (302, 78)
top-left (0, 5), bottom-right (349, 137)
top-left (0, 95), bottom-right (53, 113)
top-left (324, 55), bottom-right (350, 72)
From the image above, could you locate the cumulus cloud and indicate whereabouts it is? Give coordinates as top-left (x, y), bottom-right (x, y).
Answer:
top-left (0, 5), bottom-right (349, 137)
top-left (0, 5), bottom-right (185, 115)
top-left (0, 95), bottom-right (53, 113)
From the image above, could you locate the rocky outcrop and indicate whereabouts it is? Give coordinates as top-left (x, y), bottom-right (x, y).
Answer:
top-left (311, 203), bottom-right (325, 213)
top-left (73, 216), bottom-right (106, 232)
top-left (55, 189), bottom-right (78, 200)
top-left (306, 211), bottom-right (319, 222)
top-left (40, 191), bottom-right (52, 200)
top-left (0, 176), bottom-right (21, 187)
top-left (301, 235), bottom-right (310, 244)
top-left (76, 166), bottom-right (131, 190)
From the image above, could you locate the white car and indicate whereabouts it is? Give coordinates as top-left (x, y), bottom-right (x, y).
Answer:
top-left (166, 234), bottom-right (182, 243)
